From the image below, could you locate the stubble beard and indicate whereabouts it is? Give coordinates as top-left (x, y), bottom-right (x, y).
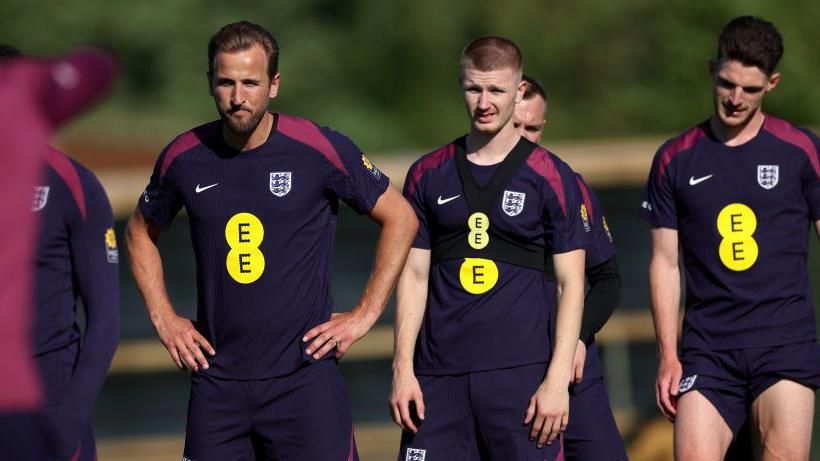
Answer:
top-left (220, 106), bottom-right (267, 136)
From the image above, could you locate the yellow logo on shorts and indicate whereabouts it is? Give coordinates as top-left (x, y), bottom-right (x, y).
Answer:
top-left (225, 212), bottom-right (265, 284)
top-left (459, 258), bottom-right (499, 294)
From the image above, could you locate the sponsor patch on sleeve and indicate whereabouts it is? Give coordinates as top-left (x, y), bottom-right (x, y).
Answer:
top-left (105, 227), bottom-right (119, 263)
top-left (603, 215), bottom-right (613, 242)
top-left (580, 203), bottom-right (591, 232)
top-left (361, 154), bottom-right (382, 180)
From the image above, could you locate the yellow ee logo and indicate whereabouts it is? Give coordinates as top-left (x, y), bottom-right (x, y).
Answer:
top-left (225, 212), bottom-right (265, 284)
top-left (459, 258), bottom-right (499, 294)
top-left (468, 212), bottom-right (490, 250)
top-left (716, 203), bottom-right (758, 271)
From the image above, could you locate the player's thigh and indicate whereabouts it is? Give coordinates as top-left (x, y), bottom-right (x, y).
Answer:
top-left (398, 373), bottom-right (478, 461)
top-left (470, 363), bottom-right (561, 461)
top-left (751, 379), bottom-right (814, 461)
top-left (183, 373), bottom-right (255, 461)
top-left (564, 378), bottom-right (627, 461)
top-left (253, 361), bottom-right (357, 461)
top-left (674, 391), bottom-right (733, 461)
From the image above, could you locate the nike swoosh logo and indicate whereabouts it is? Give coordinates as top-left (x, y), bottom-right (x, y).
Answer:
top-left (437, 195), bottom-right (460, 205)
top-left (689, 175), bottom-right (713, 186)
top-left (195, 183), bottom-right (219, 193)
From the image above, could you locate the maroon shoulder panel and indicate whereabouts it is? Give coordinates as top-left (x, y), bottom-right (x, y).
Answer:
top-left (406, 143), bottom-right (455, 196)
top-left (763, 115), bottom-right (820, 177)
top-left (526, 146), bottom-right (566, 216)
top-left (44, 147), bottom-right (86, 220)
top-left (657, 124), bottom-right (707, 187)
top-left (278, 114), bottom-right (348, 175)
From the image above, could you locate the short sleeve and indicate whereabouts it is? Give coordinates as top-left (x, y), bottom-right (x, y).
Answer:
top-left (801, 129), bottom-right (820, 220)
top-left (402, 164), bottom-right (431, 250)
top-left (541, 158), bottom-right (591, 254)
top-left (322, 129), bottom-right (390, 215)
top-left (641, 143), bottom-right (678, 229)
top-left (138, 146), bottom-right (183, 230)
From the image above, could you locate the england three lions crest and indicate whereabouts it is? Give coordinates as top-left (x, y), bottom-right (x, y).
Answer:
top-left (757, 165), bottom-right (778, 190)
top-left (32, 186), bottom-right (50, 211)
top-left (269, 172), bottom-right (292, 197)
top-left (502, 190), bottom-right (526, 217)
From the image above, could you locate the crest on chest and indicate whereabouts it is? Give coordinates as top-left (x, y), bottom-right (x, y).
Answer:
top-left (269, 172), bottom-right (292, 197)
top-left (757, 165), bottom-right (778, 190)
top-left (501, 190), bottom-right (526, 216)
top-left (32, 186), bottom-right (50, 211)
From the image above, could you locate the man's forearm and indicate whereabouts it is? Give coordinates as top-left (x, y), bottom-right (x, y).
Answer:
top-left (125, 211), bottom-right (175, 326)
top-left (547, 277), bottom-right (585, 383)
top-left (545, 250), bottom-right (586, 383)
top-left (355, 206), bottom-right (417, 324)
top-left (393, 270), bottom-right (427, 371)
top-left (649, 256), bottom-right (681, 358)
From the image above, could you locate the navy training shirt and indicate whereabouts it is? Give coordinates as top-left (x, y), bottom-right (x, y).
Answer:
top-left (139, 113), bottom-right (389, 379)
top-left (33, 147), bottom-right (119, 420)
top-left (641, 115), bottom-right (820, 351)
top-left (404, 137), bottom-right (590, 375)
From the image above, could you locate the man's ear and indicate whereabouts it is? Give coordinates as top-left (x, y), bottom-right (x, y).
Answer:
top-left (269, 73), bottom-right (281, 98)
top-left (766, 72), bottom-right (780, 92)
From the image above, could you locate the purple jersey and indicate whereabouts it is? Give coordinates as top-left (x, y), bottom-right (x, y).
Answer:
top-left (139, 113), bottom-right (388, 379)
top-left (404, 137), bottom-right (590, 375)
top-left (33, 147), bottom-right (119, 457)
top-left (575, 174), bottom-right (615, 268)
top-left (641, 116), bottom-right (820, 350)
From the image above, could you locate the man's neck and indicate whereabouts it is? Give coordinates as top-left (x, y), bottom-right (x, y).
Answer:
top-left (710, 109), bottom-right (765, 147)
top-left (465, 121), bottom-right (521, 166)
top-left (223, 111), bottom-right (273, 151)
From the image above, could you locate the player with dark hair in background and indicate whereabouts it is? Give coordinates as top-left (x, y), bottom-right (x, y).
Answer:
top-left (643, 16), bottom-right (820, 461)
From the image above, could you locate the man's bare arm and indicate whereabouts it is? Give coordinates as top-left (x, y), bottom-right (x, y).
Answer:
top-left (389, 248), bottom-right (430, 433)
top-left (525, 248), bottom-right (585, 448)
top-left (125, 207), bottom-right (214, 371)
top-left (649, 227), bottom-right (682, 420)
top-left (304, 186), bottom-right (418, 359)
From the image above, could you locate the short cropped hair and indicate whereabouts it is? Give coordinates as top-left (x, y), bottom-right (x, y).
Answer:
top-left (522, 74), bottom-right (546, 101)
top-left (208, 21), bottom-right (279, 79)
top-left (0, 44), bottom-right (22, 61)
top-left (717, 16), bottom-right (783, 76)
top-left (460, 36), bottom-right (522, 75)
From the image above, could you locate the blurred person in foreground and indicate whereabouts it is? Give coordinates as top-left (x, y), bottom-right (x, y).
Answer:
top-left (390, 36), bottom-right (588, 460)
top-left (125, 21), bottom-right (416, 461)
top-left (0, 45), bottom-right (116, 460)
top-left (642, 16), bottom-right (820, 461)
top-left (2, 44), bottom-right (119, 461)
top-left (514, 74), bottom-right (628, 461)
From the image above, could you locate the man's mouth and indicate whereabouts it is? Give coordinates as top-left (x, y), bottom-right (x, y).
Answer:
top-left (475, 112), bottom-right (494, 122)
top-left (723, 104), bottom-right (744, 117)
